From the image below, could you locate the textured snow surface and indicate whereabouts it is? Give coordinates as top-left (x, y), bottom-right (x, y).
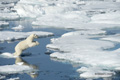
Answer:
top-left (7, 77), bottom-right (19, 80)
top-left (77, 67), bottom-right (115, 78)
top-left (0, 31), bottom-right (53, 42)
top-left (14, 0), bottom-right (45, 18)
top-left (32, 11), bottom-right (90, 29)
top-left (0, 12), bottom-right (19, 20)
top-left (101, 34), bottom-right (120, 42)
top-left (0, 64), bottom-right (31, 74)
top-left (0, 56), bottom-right (38, 78)
top-left (0, 0), bottom-right (19, 3)
top-left (47, 30), bottom-right (120, 78)
top-left (30, 0), bottom-right (120, 29)
top-left (91, 11), bottom-right (120, 24)
top-left (0, 52), bottom-right (16, 58)
top-left (0, 21), bottom-right (9, 26)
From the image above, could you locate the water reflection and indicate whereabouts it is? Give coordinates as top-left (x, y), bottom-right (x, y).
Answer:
top-left (15, 57), bottom-right (39, 79)
top-left (0, 57), bottom-right (39, 80)
top-left (103, 78), bottom-right (112, 80)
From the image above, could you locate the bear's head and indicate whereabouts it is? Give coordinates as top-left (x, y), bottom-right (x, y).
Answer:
top-left (31, 34), bottom-right (38, 38)
top-left (27, 34), bottom-right (39, 41)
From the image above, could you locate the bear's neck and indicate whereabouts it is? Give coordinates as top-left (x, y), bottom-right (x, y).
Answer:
top-left (26, 36), bottom-right (34, 41)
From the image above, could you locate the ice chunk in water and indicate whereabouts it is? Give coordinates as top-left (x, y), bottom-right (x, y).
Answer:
top-left (0, 52), bottom-right (17, 58)
top-left (11, 25), bottom-right (24, 31)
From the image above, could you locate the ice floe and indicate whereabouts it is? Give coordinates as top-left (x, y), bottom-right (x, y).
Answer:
top-left (0, 12), bottom-right (19, 20)
top-left (11, 25), bottom-right (24, 31)
top-left (0, 57), bottom-right (38, 75)
top-left (14, 0), bottom-right (45, 18)
top-left (0, 31), bottom-right (54, 42)
top-left (32, 11), bottom-right (90, 29)
top-left (14, 0), bottom-right (120, 19)
top-left (47, 30), bottom-right (120, 78)
top-left (30, 0), bottom-right (120, 29)
top-left (91, 11), bottom-right (120, 24)
top-left (0, 0), bottom-right (19, 3)
top-left (80, 1), bottom-right (120, 11)
top-left (78, 67), bottom-right (115, 78)
top-left (0, 75), bottom-right (5, 80)
top-left (0, 0), bottom-right (19, 21)
top-left (101, 34), bottom-right (120, 42)
top-left (0, 21), bottom-right (9, 26)
top-left (0, 52), bottom-right (16, 58)
top-left (0, 64), bottom-right (31, 74)
top-left (7, 77), bottom-right (19, 80)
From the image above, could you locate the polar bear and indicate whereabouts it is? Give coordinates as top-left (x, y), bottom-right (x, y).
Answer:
top-left (13, 34), bottom-right (39, 56)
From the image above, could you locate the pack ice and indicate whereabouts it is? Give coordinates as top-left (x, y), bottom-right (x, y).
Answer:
top-left (2, 0), bottom-right (120, 79)
top-left (25, 0), bottom-right (120, 79)
top-left (47, 29), bottom-right (120, 78)
top-left (0, 0), bottom-right (20, 27)
top-left (0, 31), bottom-right (53, 42)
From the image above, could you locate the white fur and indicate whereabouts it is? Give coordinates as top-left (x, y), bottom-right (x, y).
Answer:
top-left (14, 34), bottom-right (39, 56)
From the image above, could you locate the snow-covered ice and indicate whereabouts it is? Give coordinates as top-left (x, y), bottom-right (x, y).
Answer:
top-left (101, 34), bottom-right (120, 42)
top-left (0, 57), bottom-right (38, 74)
top-left (91, 11), bottom-right (120, 24)
top-left (14, 0), bottom-right (120, 19)
top-left (0, 12), bottom-right (19, 21)
top-left (0, 52), bottom-right (16, 58)
top-left (47, 30), bottom-right (120, 78)
top-left (11, 25), bottom-right (24, 31)
top-left (0, 64), bottom-right (31, 74)
top-left (0, 75), bottom-right (5, 80)
top-left (32, 11), bottom-right (90, 29)
top-left (0, 57), bottom-right (38, 79)
top-left (20, 0), bottom-right (120, 78)
top-left (0, 31), bottom-right (54, 42)
top-left (78, 67), bottom-right (115, 78)
top-left (14, 0), bottom-right (45, 18)
top-left (77, 67), bottom-right (115, 78)
top-left (0, 0), bottom-right (19, 21)
top-left (7, 77), bottom-right (19, 80)
top-left (31, 0), bottom-right (120, 29)
top-left (0, 21), bottom-right (9, 26)
top-left (0, 0), bottom-right (19, 3)
top-left (80, 1), bottom-right (120, 11)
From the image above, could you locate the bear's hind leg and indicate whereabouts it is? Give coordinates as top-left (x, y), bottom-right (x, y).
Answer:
top-left (14, 49), bottom-right (22, 56)
top-left (13, 52), bottom-right (17, 56)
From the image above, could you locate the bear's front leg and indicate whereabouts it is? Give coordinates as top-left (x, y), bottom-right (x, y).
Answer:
top-left (29, 41), bottom-right (39, 47)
